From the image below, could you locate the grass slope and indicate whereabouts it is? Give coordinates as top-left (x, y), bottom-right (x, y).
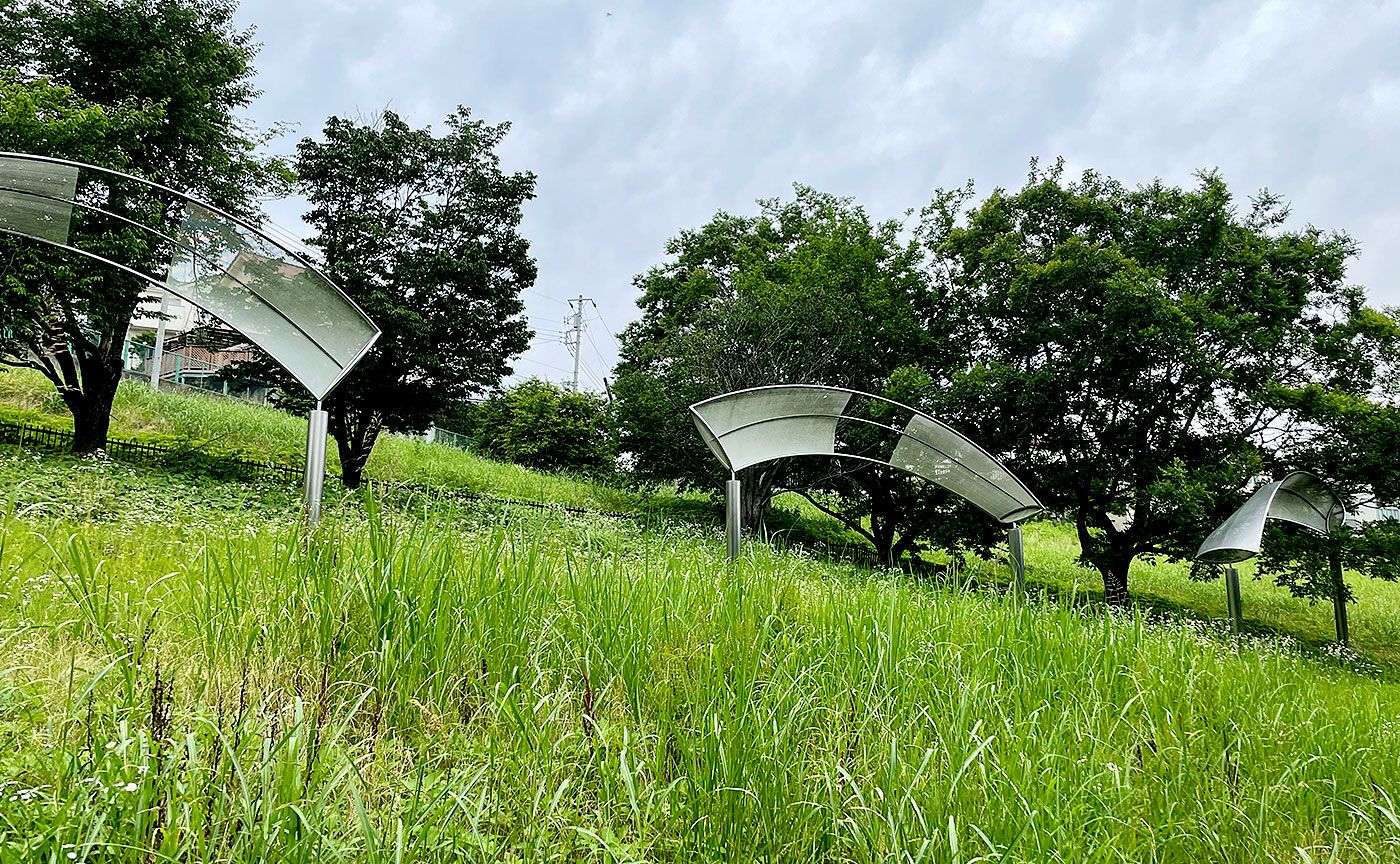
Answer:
top-left (0, 371), bottom-right (1398, 860)
top-left (2, 367), bottom-right (1397, 668)
top-left (0, 370), bottom-right (674, 514)
top-left (0, 454), bottom-right (1396, 861)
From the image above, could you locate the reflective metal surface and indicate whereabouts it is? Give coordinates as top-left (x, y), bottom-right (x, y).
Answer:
top-left (0, 152), bottom-right (379, 400)
top-left (1224, 565), bottom-right (1243, 634)
top-left (726, 477), bottom-right (742, 561)
top-left (303, 407), bottom-right (329, 526)
top-left (690, 385), bottom-right (1043, 525)
top-left (693, 387), bottom-right (853, 471)
top-left (1195, 471), bottom-right (1347, 564)
top-left (0, 157), bottom-right (79, 244)
top-left (1008, 524), bottom-right (1025, 597)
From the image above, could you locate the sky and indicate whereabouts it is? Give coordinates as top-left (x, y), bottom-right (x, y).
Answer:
top-left (234, 0), bottom-right (1400, 393)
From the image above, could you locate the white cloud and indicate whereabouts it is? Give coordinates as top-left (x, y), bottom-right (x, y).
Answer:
top-left (234, 0), bottom-right (1400, 387)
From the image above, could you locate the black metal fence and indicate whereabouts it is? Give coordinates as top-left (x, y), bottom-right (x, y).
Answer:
top-left (0, 419), bottom-right (305, 480)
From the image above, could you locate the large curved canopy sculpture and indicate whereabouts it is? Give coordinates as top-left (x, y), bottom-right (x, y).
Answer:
top-left (0, 152), bottom-right (379, 401)
top-left (691, 385), bottom-right (1042, 524)
top-left (0, 152), bottom-right (381, 522)
top-left (1195, 471), bottom-right (1346, 565)
top-left (690, 385), bottom-right (1042, 584)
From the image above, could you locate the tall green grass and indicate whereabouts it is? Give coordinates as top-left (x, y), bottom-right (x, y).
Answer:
top-left (1, 467), bottom-right (1398, 861)
top-left (0, 368), bottom-right (688, 514)
top-left (4, 362), bottom-right (1399, 671)
top-left (1017, 522), bottom-right (1400, 668)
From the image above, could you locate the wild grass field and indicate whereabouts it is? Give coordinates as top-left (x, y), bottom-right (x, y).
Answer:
top-left (0, 370), bottom-right (1398, 862)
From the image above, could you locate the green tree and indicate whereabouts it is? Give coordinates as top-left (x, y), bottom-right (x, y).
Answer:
top-left (1254, 353), bottom-right (1400, 638)
top-left (250, 109), bottom-right (534, 488)
top-left (471, 378), bottom-right (616, 476)
top-left (615, 186), bottom-right (986, 562)
top-left (0, 0), bottom-right (279, 452)
top-left (921, 161), bottom-right (1391, 605)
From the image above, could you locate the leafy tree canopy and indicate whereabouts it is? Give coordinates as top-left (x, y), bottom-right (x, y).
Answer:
top-left (249, 109), bottom-right (535, 488)
top-left (1257, 351), bottom-right (1400, 598)
top-left (921, 159), bottom-right (1394, 604)
top-left (614, 186), bottom-right (998, 563)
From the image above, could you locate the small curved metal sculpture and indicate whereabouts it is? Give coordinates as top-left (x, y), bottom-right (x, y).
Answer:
top-left (1195, 471), bottom-right (1348, 638)
top-left (0, 152), bottom-right (382, 522)
top-left (690, 385), bottom-right (1042, 588)
top-left (1195, 471), bottom-right (1346, 564)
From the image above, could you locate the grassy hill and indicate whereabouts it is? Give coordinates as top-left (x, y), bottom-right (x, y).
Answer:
top-left (0, 370), bottom-right (1398, 861)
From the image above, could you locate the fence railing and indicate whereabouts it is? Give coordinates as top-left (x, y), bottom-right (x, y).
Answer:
top-left (0, 419), bottom-right (305, 480)
top-left (424, 425), bottom-right (472, 451)
top-left (121, 340), bottom-right (270, 404)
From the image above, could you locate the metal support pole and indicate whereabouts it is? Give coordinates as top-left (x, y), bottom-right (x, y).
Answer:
top-left (149, 290), bottom-right (169, 390)
top-left (1007, 524), bottom-right (1025, 599)
top-left (304, 402), bottom-right (328, 526)
top-left (726, 475), bottom-right (741, 561)
top-left (1224, 565), bottom-right (1243, 635)
top-left (1329, 545), bottom-right (1349, 645)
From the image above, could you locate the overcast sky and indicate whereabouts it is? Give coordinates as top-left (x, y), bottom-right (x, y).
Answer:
top-left (234, 0), bottom-right (1400, 393)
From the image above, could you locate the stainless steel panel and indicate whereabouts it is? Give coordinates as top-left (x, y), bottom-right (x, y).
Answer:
top-left (1195, 472), bottom-right (1346, 563)
top-left (0, 153), bottom-right (379, 401)
top-left (690, 385), bottom-right (1044, 525)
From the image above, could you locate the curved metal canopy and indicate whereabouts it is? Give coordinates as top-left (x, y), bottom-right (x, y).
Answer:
top-left (689, 384), bottom-right (1044, 524)
top-left (1195, 471), bottom-right (1346, 565)
top-left (0, 152), bottom-right (379, 400)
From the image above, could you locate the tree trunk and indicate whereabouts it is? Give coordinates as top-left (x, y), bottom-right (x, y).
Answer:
top-left (330, 406), bottom-right (383, 490)
top-left (1076, 507), bottom-right (1133, 606)
top-left (337, 435), bottom-right (364, 489)
top-left (54, 338), bottom-right (123, 456)
top-left (70, 392), bottom-right (117, 454)
top-left (869, 492), bottom-right (897, 566)
top-left (737, 463), bottom-right (781, 534)
top-left (335, 429), bottom-right (377, 489)
top-left (1329, 544), bottom-right (1349, 645)
top-left (1099, 561), bottom-right (1130, 607)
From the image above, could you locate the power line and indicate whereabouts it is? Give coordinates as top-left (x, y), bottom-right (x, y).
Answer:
top-left (515, 355), bottom-right (573, 376)
top-left (590, 308), bottom-right (621, 348)
top-left (576, 356), bottom-right (605, 391)
top-left (525, 288), bottom-right (567, 305)
top-left (586, 326), bottom-right (611, 374)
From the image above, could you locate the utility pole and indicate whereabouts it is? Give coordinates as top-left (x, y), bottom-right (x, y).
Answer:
top-left (564, 294), bottom-right (591, 391)
top-left (149, 289), bottom-right (170, 390)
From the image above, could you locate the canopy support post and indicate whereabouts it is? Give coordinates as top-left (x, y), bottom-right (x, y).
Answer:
top-left (1008, 524), bottom-right (1025, 599)
top-left (1329, 545), bottom-right (1349, 645)
top-left (304, 401), bottom-right (328, 526)
top-left (726, 474), bottom-right (741, 561)
top-left (1224, 565), bottom-right (1243, 635)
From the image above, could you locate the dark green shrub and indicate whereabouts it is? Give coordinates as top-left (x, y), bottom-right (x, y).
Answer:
top-left (472, 378), bottom-right (616, 477)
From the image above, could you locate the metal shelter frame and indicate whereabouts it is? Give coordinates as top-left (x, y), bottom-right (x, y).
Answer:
top-left (689, 385), bottom-right (1044, 591)
top-left (0, 152), bottom-right (382, 523)
top-left (1194, 471), bottom-right (1348, 638)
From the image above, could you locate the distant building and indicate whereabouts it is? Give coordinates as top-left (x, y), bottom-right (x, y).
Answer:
top-left (127, 288), bottom-right (202, 339)
top-left (123, 288), bottom-right (269, 402)
top-left (1344, 494), bottom-right (1399, 527)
